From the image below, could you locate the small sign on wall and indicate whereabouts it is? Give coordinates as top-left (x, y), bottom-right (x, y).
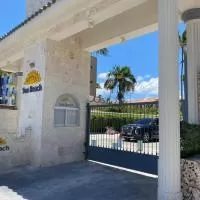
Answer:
top-left (0, 137), bottom-right (10, 152)
top-left (22, 70), bottom-right (43, 94)
top-left (55, 95), bottom-right (78, 108)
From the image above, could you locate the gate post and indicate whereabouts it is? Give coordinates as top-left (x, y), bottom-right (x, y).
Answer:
top-left (84, 103), bottom-right (91, 160)
top-left (158, 0), bottom-right (181, 199)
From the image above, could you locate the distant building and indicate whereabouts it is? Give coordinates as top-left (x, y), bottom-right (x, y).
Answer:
top-left (127, 98), bottom-right (159, 104)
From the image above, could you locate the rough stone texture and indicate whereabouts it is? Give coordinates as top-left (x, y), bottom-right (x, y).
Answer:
top-left (181, 157), bottom-right (200, 200)
top-left (41, 37), bottom-right (90, 167)
top-left (0, 36), bottom-right (91, 171)
top-left (0, 110), bottom-right (18, 132)
top-left (0, 132), bottom-right (32, 171)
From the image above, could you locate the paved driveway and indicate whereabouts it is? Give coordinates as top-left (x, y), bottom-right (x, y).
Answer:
top-left (0, 162), bottom-right (157, 200)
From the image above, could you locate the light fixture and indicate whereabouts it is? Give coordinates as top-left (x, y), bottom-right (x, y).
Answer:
top-left (29, 62), bottom-right (35, 68)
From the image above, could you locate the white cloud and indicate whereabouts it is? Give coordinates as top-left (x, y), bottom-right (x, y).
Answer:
top-left (135, 77), bottom-right (158, 96)
top-left (96, 74), bottom-right (159, 98)
top-left (145, 74), bottom-right (151, 79)
top-left (136, 74), bottom-right (152, 83)
top-left (96, 83), bottom-right (110, 96)
top-left (136, 76), bottom-right (144, 82)
top-left (98, 72), bottom-right (108, 80)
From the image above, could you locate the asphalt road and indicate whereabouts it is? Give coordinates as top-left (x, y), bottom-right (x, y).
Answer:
top-left (0, 162), bottom-right (157, 200)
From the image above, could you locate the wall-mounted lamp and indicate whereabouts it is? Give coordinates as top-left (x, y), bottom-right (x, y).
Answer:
top-left (29, 62), bottom-right (35, 68)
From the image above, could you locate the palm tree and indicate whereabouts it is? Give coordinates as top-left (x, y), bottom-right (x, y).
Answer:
top-left (95, 48), bottom-right (109, 57)
top-left (104, 65), bottom-right (136, 103)
top-left (179, 30), bottom-right (188, 121)
top-left (96, 83), bottom-right (101, 89)
top-left (179, 30), bottom-right (187, 101)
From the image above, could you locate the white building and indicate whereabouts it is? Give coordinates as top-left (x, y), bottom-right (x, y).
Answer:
top-left (0, 0), bottom-right (200, 199)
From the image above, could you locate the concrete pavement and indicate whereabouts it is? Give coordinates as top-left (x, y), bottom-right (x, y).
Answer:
top-left (0, 162), bottom-right (157, 200)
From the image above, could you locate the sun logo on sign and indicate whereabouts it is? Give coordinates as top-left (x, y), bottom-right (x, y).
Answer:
top-left (0, 138), bottom-right (6, 145)
top-left (24, 70), bottom-right (41, 85)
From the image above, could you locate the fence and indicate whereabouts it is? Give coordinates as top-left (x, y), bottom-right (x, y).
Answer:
top-left (87, 102), bottom-right (159, 156)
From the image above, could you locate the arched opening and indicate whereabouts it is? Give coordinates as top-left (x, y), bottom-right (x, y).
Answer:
top-left (54, 94), bottom-right (80, 127)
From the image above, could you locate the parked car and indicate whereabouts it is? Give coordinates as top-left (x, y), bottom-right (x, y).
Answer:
top-left (121, 118), bottom-right (159, 142)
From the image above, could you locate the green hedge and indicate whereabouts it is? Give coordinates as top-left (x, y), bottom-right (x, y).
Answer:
top-left (98, 105), bottom-right (158, 115)
top-left (90, 114), bottom-right (139, 133)
top-left (181, 122), bottom-right (200, 158)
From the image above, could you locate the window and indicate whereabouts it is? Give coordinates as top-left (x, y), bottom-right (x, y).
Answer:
top-left (54, 94), bottom-right (79, 127)
top-left (0, 70), bottom-right (17, 106)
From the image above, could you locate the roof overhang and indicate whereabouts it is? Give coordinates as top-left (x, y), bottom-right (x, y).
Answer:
top-left (0, 0), bottom-right (148, 68)
top-left (0, 0), bottom-right (200, 69)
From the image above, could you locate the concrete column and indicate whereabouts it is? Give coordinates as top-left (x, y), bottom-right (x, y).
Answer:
top-left (158, 0), bottom-right (181, 200)
top-left (182, 9), bottom-right (200, 124)
top-left (18, 41), bottom-right (46, 167)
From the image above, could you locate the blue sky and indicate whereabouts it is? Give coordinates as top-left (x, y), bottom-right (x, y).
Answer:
top-left (96, 32), bottom-right (159, 100)
top-left (96, 24), bottom-right (185, 100)
top-left (0, 1), bottom-right (185, 100)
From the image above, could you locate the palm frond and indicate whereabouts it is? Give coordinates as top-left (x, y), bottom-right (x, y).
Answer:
top-left (95, 48), bottom-right (109, 56)
top-left (103, 65), bottom-right (136, 103)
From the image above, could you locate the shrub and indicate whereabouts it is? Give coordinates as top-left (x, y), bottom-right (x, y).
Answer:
top-left (181, 122), bottom-right (200, 158)
top-left (100, 104), bottom-right (158, 115)
top-left (90, 114), bottom-right (139, 133)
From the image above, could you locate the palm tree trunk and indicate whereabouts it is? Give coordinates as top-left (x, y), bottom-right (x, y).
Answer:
top-left (118, 82), bottom-right (123, 104)
top-left (183, 52), bottom-right (188, 122)
top-left (181, 48), bottom-right (184, 101)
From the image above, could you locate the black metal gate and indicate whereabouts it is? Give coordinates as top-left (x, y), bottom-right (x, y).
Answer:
top-left (85, 102), bottom-right (159, 175)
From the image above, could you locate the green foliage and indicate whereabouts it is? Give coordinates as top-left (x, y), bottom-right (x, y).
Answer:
top-left (0, 69), bottom-right (4, 76)
top-left (179, 30), bottom-right (187, 48)
top-left (90, 114), bottom-right (139, 133)
top-left (95, 48), bottom-right (109, 56)
top-left (104, 65), bottom-right (136, 103)
top-left (100, 104), bottom-right (158, 115)
top-left (181, 122), bottom-right (200, 158)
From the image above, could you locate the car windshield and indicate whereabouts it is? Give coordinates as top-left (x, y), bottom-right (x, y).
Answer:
top-left (135, 118), bottom-right (153, 125)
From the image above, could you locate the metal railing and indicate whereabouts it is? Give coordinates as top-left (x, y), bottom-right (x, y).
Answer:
top-left (87, 102), bottom-right (159, 156)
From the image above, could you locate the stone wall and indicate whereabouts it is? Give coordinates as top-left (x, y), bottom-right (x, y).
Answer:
top-left (41, 37), bottom-right (90, 167)
top-left (181, 157), bottom-right (200, 200)
top-left (0, 110), bottom-right (18, 133)
top-left (0, 110), bottom-right (32, 171)
top-left (0, 132), bottom-right (32, 171)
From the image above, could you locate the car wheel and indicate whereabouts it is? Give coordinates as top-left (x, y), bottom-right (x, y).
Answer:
top-left (143, 133), bottom-right (150, 143)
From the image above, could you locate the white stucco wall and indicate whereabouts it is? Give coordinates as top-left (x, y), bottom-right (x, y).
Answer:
top-left (0, 131), bottom-right (32, 171)
top-left (18, 41), bottom-right (46, 166)
top-left (40, 38), bottom-right (90, 167)
top-left (0, 61), bottom-right (32, 171)
top-left (0, 37), bottom-right (90, 170)
top-left (0, 107), bottom-right (32, 171)
top-left (0, 110), bottom-right (18, 133)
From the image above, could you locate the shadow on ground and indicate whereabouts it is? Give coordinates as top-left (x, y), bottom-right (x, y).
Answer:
top-left (0, 162), bottom-right (157, 200)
